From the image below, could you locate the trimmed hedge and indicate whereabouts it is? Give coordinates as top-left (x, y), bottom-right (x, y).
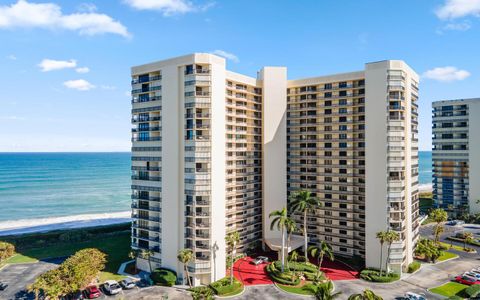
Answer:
top-left (188, 286), bottom-right (214, 300)
top-left (465, 284), bottom-right (480, 298)
top-left (447, 236), bottom-right (480, 247)
top-left (360, 268), bottom-right (399, 283)
top-left (407, 261), bottom-right (421, 273)
top-left (209, 277), bottom-right (242, 296)
top-left (266, 264), bottom-right (301, 285)
top-left (151, 268), bottom-right (177, 287)
top-left (273, 260), bottom-right (318, 274)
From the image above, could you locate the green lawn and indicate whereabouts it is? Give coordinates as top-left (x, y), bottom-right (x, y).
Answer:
top-left (439, 241), bottom-right (468, 252)
top-left (438, 251), bottom-right (458, 262)
top-left (3, 231), bottom-right (131, 281)
top-left (276, 283), bottom-right (314, 296)
top-left (429, 282), bottom-right (468, 298)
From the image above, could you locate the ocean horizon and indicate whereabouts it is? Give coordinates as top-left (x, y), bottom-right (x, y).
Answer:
top-left (0, 151), bottom-right (433, 231)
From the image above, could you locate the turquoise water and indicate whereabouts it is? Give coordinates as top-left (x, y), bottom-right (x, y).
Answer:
top-left (419, 151), bottom-right (432, 186)
top-left (0, 153), bottom-right (131, 222)
top-left (0, 151), bottom-right (433, 223)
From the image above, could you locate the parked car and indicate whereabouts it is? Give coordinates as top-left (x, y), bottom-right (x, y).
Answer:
top-left (251, 256), bottom-right (269, 265)
top-left (404, 292), bottom-right (427, 300)
top-left (83, 286), bottom-right (101, 299)
top-left (62, 291), bottom-right (84, 300)
top-left (103, 280), bottom-right (122, 295)
top-left (466, 271), bottom-right (480, 279)
top-left (119, 278), bottom-right (136, 289)
top-left (455, 275), bottom-right (480, 285)
top-left (0, 282), bottom-right (7, 290)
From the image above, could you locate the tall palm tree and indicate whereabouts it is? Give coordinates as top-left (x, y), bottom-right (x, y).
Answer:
top-left (385, 231), bottom-right (400, 273)
top-left (376, 231), bottom-right (388, 276)
top-left (430, 208), bottom-right (447, 243)
top-left (225, 231), bottom-right (240, 285)
top-left (308, 241), bottom-right (334, 276)
top-left (348, 289), bottom-right (383, 300)
top-left (128, 249), bottom-right (139, 273)
top-left (303, 280), bottom-right (341, 300)
top-left (463, 232), bottom-right (474, 250)
top-left (284, 217), bottom-right (297, 271)
top-left (177, 249), bottom-right (194, 288)
top-left (289, 250), bottom-right (299, 277)
top-left (289, 190), bottom-right (322, 254)
top-left (269, 207), bottom-right (289, 272)
top-left (141, 249), bottom-right (154, 273)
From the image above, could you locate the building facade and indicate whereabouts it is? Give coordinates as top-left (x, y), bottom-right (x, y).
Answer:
top-left (130, 54), bottom-right (420, 285)
top-left (432, 98), bottom-right (480, 215)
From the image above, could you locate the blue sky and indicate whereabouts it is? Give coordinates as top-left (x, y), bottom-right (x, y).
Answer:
top-left (0, 0), bottom-right (479, 151)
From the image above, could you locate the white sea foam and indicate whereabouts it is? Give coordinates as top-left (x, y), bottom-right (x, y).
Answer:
top-left (0, 211), bottom-right (131, 236)
top-left (419, 183), bottom-right (433, 192)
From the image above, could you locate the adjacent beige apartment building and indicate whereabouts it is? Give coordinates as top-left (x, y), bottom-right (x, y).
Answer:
top-left (432, 98), bottom-right (480, 215)
top-left (130, 53), bottom-right (420, 285)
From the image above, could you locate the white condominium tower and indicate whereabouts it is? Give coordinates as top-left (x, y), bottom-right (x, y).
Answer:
top-left (130, 53), bottom-right (420, 285)
top-left (432, 98), bottom-right (480, 215)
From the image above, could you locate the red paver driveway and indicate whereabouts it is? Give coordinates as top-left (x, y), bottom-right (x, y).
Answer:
top-left (233, 257), bottom-right (273, 285)
top-left (310, 258), bottom-right (359, 280)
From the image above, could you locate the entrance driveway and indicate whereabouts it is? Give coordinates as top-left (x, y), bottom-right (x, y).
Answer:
top-left (233, 257), bottom-right (272, 286)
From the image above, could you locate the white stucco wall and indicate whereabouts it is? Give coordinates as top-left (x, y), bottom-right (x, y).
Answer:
top-left (259, 67), bottom-right (288, 241)
top-left (469, 101), bottom-right (480, 213)
top-left (365, 61), bottom-right (389, 269)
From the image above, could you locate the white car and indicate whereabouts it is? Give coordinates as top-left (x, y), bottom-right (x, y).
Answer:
top-left (465, 271), bottom-right (480, 279)
top-left (251, 256), bottom-right (269, 265)
top-left (119, 278), bottom-right (136, 289)
top-left (103, 280), bottom-right (122, 295)
top-left (404, 292), bottom-right (426, 300)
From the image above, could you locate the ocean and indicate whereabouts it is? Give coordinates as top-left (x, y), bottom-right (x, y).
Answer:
top-left (0, 153), bottom-right (131, 224)
top-left (0, 151), bottom-right (433, 226)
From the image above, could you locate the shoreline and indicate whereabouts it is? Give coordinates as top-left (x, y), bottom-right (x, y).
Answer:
top-left (0, 211), bottom-right (131, 236)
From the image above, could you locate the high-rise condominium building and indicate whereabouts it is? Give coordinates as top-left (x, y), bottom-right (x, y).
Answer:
top-left (432, 98), bottom-right (480, 215)
top-left (130, 53), bottom-right (420, 285)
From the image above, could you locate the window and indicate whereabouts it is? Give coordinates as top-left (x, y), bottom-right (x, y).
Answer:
top-left (324, 92), bottom-right (332, 98)
top-left (339, 82), bottom-right (347, 88)
top-left (339, 99), bottom-right (347, 105)
top-left (324, 83), bottom-right (332, 90)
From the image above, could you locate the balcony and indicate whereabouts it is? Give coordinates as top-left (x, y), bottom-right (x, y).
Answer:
top-left (132, 175), bottom-right (161, 182)
top-left (132, 95), bottom-right (162, 104)
top-left (132, 137), bottom-right (162, 142)
top-left (131, 203), bottom-right (161, 212)
top-left (132, 223), bottom-right (160, 231)
top-left (131, 126), bottom-right (161, 132)
top-left (131, 75), bottom-right (162, 84)
top-left (131, 194), bottom-right (161, 201)
top-left (132, 214), bottom-right (161, 222)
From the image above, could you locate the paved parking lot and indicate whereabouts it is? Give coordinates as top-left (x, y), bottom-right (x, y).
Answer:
top-left (0, 259), bottom-right (190, 300)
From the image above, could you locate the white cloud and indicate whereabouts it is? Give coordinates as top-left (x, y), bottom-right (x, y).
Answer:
top-left (443, 21), bottom-right (472, 31)
top-left (76, 3), bottom-right (97, 13)
top-left (75, 67), bottom-right (90, 73)
top-left (6, 54), bottom-right (16, 60)
top-left (124, 0), bottom-right (213, 16)
top-left (38, 58), bottom-right (77, 72)
top-left (0, 115), bottom-right (26, 121)
top-left (100, 85), bottom-right (116, 90)
top-left (423, 66), bottom-right (471, 82)
top-left (436, 0), bottom-right (480, 19)
top-left (211, 50), bottom-right (239, 63)
top-left (63, 79), bottom-right (95, 91)
top-left (0, 0), bottom-right (130, 37)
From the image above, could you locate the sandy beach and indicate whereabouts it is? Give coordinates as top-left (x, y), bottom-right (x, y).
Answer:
top-left (0, 211), bottom-right (131, 236)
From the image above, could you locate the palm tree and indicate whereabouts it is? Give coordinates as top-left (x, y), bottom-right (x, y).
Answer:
top-left (141, 249), bottom-right (154, 273)
top-left (376, 231), bottom-right (388, 276)
top-left (269, 207), bottom-right (289, 272)
top-left (284, 217), bottom-right (297, 271)
top-left (225, 231), bottom-right (240, 285)
top-left (289, 250), bottom-right (299, 278)
top-left (128, 249), bottom-right (139, 273)
top-left (308, 241), bottom-right (334, 276)
top-left (289, 190), bottom-right (322, 254)
top-left (177, 249), bottom-right (194, 288)
top-left (430, 208), bottom-right (448, 243)
top-left (385, 231), bottom-right (400, 273)
top-left (463, 232), bottom-right (474, 250)
top-left (303, 280), bottom-right (341, 300)
top-left (348, 289), bottom-right (383, 300)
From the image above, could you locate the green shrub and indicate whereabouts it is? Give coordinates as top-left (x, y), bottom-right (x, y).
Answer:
top-left (209, 277), bottom-right (242, 295)
top-left (0, 241), bottom-right (15, 262)
top-left (465, 284), bottom-right (480, 298)
top-left (188, 286), bottom-right (214, 300)
top-left (360, 268), bottom-right (399, 282)
top-left (447, 236), bottom-right (480, 247)
top-left (447, 296), bottom-right (463, 300)
top-left (150, 268), bottom-right (177, 286)
top-left (273, 260), bottom-right (317, 273)
top-left (226, 253), bottom-right (245, 268)
top-left (407, 261), bottom-right (421, 273)
top-left (266, 264), bottom-right (301, 285)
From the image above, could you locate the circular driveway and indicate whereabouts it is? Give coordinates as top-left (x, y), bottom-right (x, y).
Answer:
top-left (233, 257), bottom-right (273, 286)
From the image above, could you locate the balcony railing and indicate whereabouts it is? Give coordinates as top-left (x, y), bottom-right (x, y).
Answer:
top-left (132, 137), bottom-right (162, 142)
top-left (131, 75), bottom-right (162, 84)
top-left (132, 175), bottom-right (161, 182)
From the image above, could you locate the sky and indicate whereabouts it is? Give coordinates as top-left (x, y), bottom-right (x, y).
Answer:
top-left (0, 0), bottom-right (479, 152)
